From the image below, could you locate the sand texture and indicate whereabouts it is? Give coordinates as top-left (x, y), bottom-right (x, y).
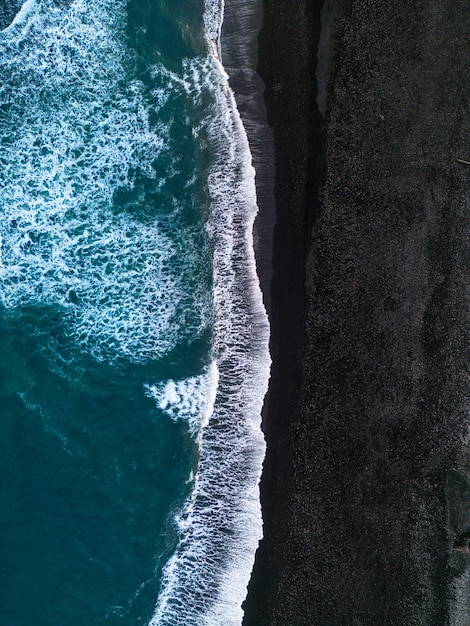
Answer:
top-left (242, 0), bottom-right (470, 623)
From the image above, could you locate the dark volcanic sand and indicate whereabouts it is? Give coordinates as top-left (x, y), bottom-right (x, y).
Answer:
top-left (222, 0), bottom-right (470, 624)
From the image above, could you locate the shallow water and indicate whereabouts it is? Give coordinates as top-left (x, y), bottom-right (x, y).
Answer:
top-left (0, 1), bottom-right (269, 624)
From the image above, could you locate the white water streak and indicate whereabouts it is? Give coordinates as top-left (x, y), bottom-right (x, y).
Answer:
top-left (150, 2), bottom-right (270, 624)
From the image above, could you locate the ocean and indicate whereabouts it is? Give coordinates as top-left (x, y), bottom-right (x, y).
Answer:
top-left (0, 1), bottom-right (270, 624)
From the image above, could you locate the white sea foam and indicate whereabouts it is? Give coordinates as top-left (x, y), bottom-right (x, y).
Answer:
top-left (1, 1), bottom-right (270, 622)
top-left (0, 0), bottom-right (212, 363)
top-left (203, 0), bottom-right (223, 55)
top-left (150, 8), bottom-right (271, 625)
top-left (145, 362), bottom-right (219, 437)
top-left (1, 0), bottom-right (37, 33)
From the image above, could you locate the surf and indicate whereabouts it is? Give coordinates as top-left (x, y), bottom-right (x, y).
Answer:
top-left (0, 0), bottom-right (214, 366)
top-left (0, 0), bottom-right (270, 623)
top-left (149, 2), bottom-right (270, 624)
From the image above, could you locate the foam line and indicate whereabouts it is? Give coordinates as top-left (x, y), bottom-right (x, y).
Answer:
top-left (145, 362), bottom-right (219, 438)
top-left (1, 0), bottom-right (37, 33)
top-left (149, 2), bottom-right (271, 623)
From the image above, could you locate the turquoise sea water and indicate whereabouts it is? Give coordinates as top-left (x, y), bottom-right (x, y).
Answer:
top-left (0, 1), bottom-right (270, 624)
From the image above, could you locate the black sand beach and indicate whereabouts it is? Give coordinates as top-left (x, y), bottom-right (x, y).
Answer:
top-left (224, 0), bottom-right (470, 624)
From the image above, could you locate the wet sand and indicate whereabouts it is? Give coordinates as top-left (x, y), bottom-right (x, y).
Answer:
top-left (223, 0), bottom-right (470, 624)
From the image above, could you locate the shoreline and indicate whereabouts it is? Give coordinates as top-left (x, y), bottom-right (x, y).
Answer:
top-left (150, 1), bottom-right (272, 618)
top-left (0, 0), bottom-right (22, 31)
top-left (220, 0), bottom-right (276, 316)
top-left (221, 0), bottom-right (326, 622)
top-left (240, 1), bottom-right (325, 622)
top-left (223, 0), bottom-right (470, 623)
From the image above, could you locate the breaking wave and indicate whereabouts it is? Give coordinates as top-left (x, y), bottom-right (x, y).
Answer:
top-left (0, 1), bottom-right (270, 624)
top-left (149, 4), bottom-right (271, 623)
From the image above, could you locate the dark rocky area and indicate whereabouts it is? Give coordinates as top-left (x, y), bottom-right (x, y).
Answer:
top-left (227, 0), bottom-right (470, 624)
top-left (293, 2), bottom-right (470, 623)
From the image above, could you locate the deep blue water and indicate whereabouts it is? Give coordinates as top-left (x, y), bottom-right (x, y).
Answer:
top-left (0, 1), bottom-right (270, 624)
